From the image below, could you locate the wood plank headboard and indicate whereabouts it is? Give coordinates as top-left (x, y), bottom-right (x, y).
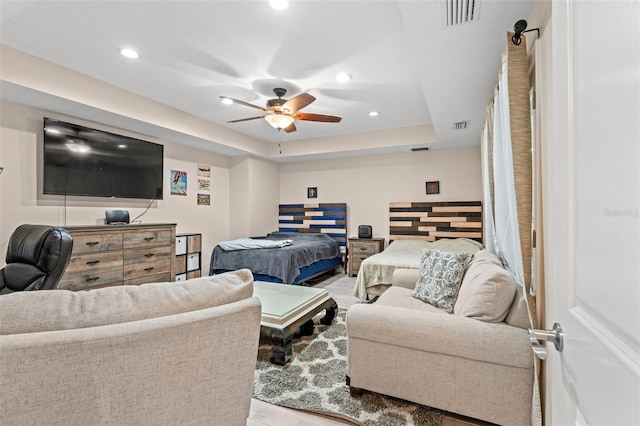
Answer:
top-left (278, 203), bottom-right (347, 254)
top-left (389, 201), bottom-right (482, 243)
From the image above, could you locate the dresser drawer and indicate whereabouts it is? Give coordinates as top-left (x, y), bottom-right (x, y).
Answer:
top-left (71, 233), bottom-right (123, 254)
top-left (124, 229), bottom-right (172, 248)
top-left (57, 267), bottom-right (124, 291)
top-left (124, 245), bottom-right (172, 265)
top-left (351, 243), bottom-right (377, 256)
top-left (65, 251), bottom-right (123, 274)
top-left (124, 272), bottom-right (172, 286)
top-left (124, 259), bottom-right (172, 280)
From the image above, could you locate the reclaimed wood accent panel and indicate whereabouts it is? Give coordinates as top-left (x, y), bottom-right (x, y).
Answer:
top-left (389, 201), bottom-right (482, 243)
top-left (278, 203), bottom-right (347, 253)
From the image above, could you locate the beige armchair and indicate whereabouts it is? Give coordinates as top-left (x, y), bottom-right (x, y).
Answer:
top-left (0, 269), bottom-right (261, 426)
top-left (346, 251), bottom-right (534, 425)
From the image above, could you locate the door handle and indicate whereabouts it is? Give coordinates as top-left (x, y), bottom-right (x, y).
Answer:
top-left (528, 322), bottom-right (563, 360)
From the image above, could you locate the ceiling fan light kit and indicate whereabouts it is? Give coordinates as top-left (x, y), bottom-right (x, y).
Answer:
top-left (265, 114), bottom-right (294, 130)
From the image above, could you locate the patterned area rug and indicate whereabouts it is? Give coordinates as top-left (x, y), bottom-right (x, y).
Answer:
top-left (253, 309), bottom-right (443, 426)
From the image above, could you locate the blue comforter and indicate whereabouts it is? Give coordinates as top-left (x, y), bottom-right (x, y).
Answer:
top-left (209, 232), bottom-right (340, 283)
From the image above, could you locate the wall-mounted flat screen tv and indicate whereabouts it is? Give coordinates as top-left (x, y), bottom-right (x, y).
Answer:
top-left (43, 118), bottom-right (164, 200)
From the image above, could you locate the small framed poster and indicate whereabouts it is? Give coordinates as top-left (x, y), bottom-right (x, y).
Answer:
top-left (171, 170), bottom-right (187, 195)
top-left (426, 181), bottom-right (440, 195)
top-left (307, 187), bottom-right (318, 198)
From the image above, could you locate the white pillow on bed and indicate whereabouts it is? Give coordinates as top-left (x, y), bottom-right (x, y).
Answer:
top-left (413, 249), bottom-right (473, 314)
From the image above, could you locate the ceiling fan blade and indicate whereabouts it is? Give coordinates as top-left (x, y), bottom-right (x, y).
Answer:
top-left (282, 93), bottom-right (316, 114)
top-left (296, 112), bottom-right (342, 123)
top-left (220, 96), bottom-right (268, 111)
top-left (227, 116), bottom-right (266, 123)
top-left (283, 122), bottom-right (297, 133)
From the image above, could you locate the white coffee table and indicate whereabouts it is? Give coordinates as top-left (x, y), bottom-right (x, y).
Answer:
top-left (253, 281), bottom-right (338, 365)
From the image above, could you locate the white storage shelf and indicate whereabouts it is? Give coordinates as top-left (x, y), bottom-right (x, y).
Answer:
top-left (175, 233), bottom-right (201, 281)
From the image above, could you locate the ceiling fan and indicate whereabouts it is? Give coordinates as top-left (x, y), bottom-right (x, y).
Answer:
top-left (220, 88), bottom-right (342, 133)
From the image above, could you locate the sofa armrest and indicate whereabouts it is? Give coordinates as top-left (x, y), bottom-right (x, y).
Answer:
top-left (392, 268), bottom-right (420, 290)
top-left (346, 303), bottom-right (532, 369)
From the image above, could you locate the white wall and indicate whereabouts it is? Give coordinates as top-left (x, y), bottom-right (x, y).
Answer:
top-left (228, 157), bottom-right (280, 239)
top-left (0, 102), bottom-right (231, 273)
top-left (280, 147), bottom-right (482, 243)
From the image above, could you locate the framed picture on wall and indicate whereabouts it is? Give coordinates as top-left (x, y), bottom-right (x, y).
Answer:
top-left (426, 181), bottom-right (440, 195)
top-left (307, 187), bottom-right (318, 198)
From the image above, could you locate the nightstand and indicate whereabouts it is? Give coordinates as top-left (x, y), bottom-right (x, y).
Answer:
top-left (348, 238), bottom-right (385, 277)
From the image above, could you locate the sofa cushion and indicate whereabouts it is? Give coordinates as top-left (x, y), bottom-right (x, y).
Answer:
top-left (413, 249), bottom-right (473, 313)
top-left (0, 269), bottom-right (254, 335)
top-left (378, 286), bottom-right (449, 314)
top-left (505, 284), bottom-right (532, 329)
top-left (454, 250), bottom-right (517, 322)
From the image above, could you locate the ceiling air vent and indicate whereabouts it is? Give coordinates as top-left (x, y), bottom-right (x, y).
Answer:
top-left (443, 0), bottom-right (479, 27)
top-left (453, 120), bottom-right (470, 130)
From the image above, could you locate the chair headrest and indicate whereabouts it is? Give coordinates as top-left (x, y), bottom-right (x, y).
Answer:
top-left (6, 225), bottom-right (72, 275)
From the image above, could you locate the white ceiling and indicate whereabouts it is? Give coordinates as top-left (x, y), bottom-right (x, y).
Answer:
top-left (0, 0), bottom-right (533, 161)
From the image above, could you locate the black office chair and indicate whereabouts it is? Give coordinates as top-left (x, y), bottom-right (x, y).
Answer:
top-left (0, 225), bottom-right (73, 295)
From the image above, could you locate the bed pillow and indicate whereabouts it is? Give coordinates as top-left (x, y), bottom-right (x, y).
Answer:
top-left (454, 250), bottom-right (517, 322)
top-left (413, 249), bottom-right (473, 313)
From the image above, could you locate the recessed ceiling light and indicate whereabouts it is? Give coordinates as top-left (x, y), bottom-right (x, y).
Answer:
top-left (269, 0), bottom-right (289, 10)
top-left (220, 97), bottom-right (234, 105)
top-left (120, 48), bottom-right (139, 59)
top-left (369, 111), bottom-right (380, 117)
top-left (336, 72), bottom-right (352, 83)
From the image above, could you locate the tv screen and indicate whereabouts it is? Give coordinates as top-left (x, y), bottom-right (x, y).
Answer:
top-left (43, 118), bottom-right (164, 200)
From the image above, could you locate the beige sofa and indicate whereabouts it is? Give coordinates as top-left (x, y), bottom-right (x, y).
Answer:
top-left (0, 269), bottom-right (261, 426)
top-left (346, 250), bottom-right (534, 426)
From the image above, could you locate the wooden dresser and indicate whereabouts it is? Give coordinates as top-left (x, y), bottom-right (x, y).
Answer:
top-left (348, 238), bottom-right (385, 277)
top-left (58, 223), bottom-right (176, 291)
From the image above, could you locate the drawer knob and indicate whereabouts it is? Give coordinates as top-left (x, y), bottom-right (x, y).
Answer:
top-left (144, 253), bottom-right (154, 258)
top-left (86, 260), bottom-right (100, 265)
top-left (144, 237), bottom-right (154, 241)
top-left (144, 267), bottom-right (154, 272)
top-left (86, 276), bottom-right (100, 282)
top-left (86, 241), bottom-right (99, 246)
top-left (359, 247), bottom-right (367, 251)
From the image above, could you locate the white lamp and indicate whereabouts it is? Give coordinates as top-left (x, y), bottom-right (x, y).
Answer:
top-left (264, 114), bottom-right (294, 130)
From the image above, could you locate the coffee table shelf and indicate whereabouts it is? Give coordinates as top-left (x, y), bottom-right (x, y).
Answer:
top-left (253, 281), bottom-right (338, 365)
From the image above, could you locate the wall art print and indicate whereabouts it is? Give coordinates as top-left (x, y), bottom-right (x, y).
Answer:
top-left (197, 164), bottom-right (211, 177)
top-left (171, 170), bottom-right (187, 195)
top-left (198, 179), bottom-right (210, 191)
top-left (197, 194), bottom-right (210, 206)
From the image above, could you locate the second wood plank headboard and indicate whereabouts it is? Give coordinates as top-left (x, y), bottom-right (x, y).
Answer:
top-left (389, 201), bottom-right (482, 243)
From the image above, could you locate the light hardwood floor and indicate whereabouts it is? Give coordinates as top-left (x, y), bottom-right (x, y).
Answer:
top-left (247, 272), bottom-right (489, 426)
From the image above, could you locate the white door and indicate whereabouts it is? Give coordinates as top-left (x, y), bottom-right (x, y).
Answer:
top-left (543, 0), bottom-right (640, 425)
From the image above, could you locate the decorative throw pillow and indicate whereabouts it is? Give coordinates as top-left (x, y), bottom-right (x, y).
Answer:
top-left (453, 250), bottom-right (517, 322)
top-left (413, 249), bottom-right (473, 313)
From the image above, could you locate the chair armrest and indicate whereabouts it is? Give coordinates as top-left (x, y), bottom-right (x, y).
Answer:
top-left (392, 268), bottom-right (420, 289)
top-left (346, 303), bottom-right (532, 368)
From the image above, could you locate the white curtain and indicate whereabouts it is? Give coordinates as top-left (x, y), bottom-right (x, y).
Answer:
top-left (492, 55), bottom-right (525, 285)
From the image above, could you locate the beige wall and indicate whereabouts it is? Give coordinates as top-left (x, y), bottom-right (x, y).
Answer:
top-left (0, 102), bottom-right (231, 273)
top-left (280, 147), bottom-right (482, 243)
top-left (229, 156), bottom-right (280, 239)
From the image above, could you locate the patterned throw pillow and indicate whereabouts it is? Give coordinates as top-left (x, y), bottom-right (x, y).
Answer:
top-left (413, 249), bottom-right (473, 313)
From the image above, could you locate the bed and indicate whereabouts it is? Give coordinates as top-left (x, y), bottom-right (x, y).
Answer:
top-left (210, 203), bottom-right (347, 284)
top-left (354, 201), bottom-right (484, 300)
